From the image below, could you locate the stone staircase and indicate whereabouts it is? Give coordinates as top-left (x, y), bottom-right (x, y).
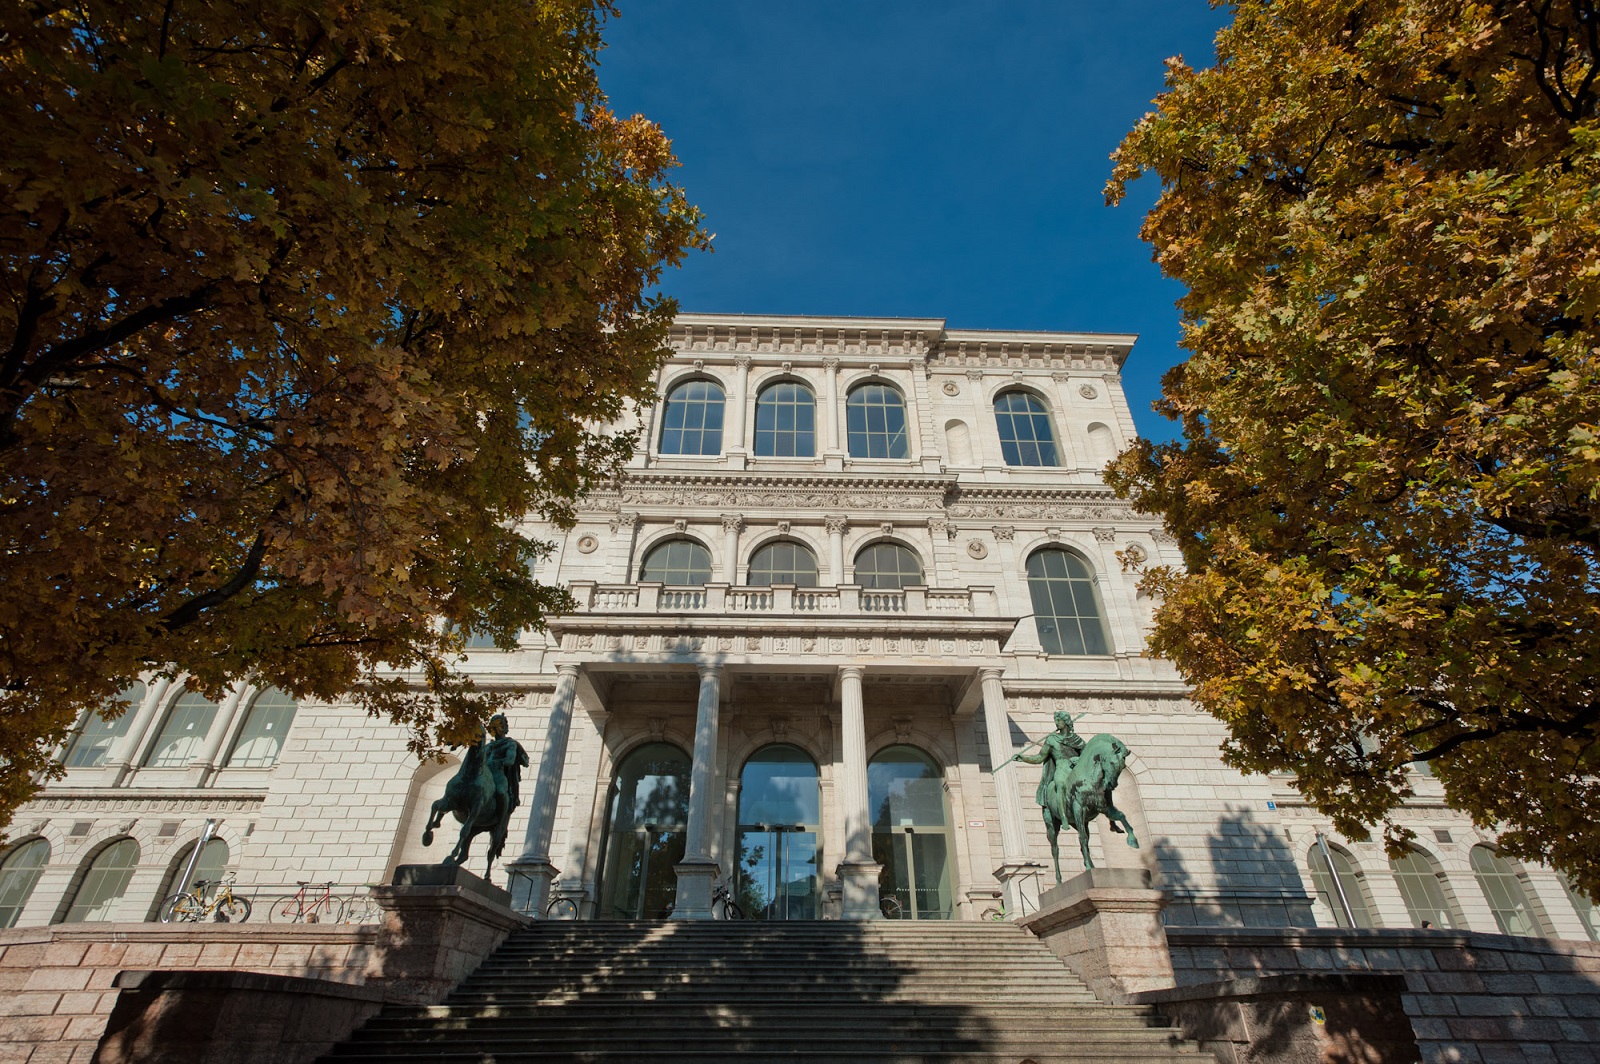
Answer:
top-left (321, 920), bottom-right (1203, 1063)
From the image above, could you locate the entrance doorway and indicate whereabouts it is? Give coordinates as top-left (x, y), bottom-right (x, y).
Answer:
top-left (596, 742), bottom-right (690, 919)
top-left (869, 745), bottom-right (954, 919)
top-left (735, 744), bottom-right (821, 920)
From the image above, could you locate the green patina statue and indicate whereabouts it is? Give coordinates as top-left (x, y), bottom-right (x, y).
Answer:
top-left (420, 713), bottom-right (528, 881)
top-left (1010, 710), bottom-right (1139, 881)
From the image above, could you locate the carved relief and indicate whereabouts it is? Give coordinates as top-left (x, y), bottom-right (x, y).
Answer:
top-left (824, 515), bottom-right (849, 535)
top-left (942, 380), bottom-right (960, 396)
top-left (991, 526), bottom-right (1015, 542)
top-left (1079, 384), bottom-right (1100, 399)
top-left (576, 534), bottom-right (599, 554)
top-left (966, 540), bottom-right (988, 559)
top-left (1092, 527), bottom-right (1118, 543)
top-left (721, 514), bottom-right (744, 533)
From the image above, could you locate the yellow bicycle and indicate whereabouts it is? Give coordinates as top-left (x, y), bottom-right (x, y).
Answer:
top-left (158, 871), bottom-right (252, 923)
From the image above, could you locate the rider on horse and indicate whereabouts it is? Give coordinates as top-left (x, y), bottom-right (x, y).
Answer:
top-left (1010, 710), bottom-right (1085, 798)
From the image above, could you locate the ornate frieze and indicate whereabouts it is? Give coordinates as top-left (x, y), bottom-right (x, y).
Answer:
top-left (22, 792), bottom-right (266, 815)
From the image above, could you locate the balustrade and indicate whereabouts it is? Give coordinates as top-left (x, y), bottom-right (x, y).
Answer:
top-left (566, 580), bottom-right (991, 617)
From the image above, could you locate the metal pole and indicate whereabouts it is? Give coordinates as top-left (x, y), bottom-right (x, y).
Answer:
top-left (178, 819), bottom-right (218, 894)
top-left (1315, 831), bottom-right (1358, 928)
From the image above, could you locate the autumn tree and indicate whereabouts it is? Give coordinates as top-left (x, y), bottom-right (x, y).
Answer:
top-left (1106, 0), bottom-right (1600, 896)
top-left (0, 1), bottom-right (706, 828)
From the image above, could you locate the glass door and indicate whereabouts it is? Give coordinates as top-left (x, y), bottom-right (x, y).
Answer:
top-left (596, 742), bottom-right (690, 919)
top-left (735, 744), bottom-right (821, 920)
top-left (869, 745), bottom-right (954, 919)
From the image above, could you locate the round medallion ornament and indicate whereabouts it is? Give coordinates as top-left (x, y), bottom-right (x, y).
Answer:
top-left (1079, 384), bottom-right (1099, 399)
top-left (576, 534), bottom-right (599, 554)
top-left (966, 540), bottom-right (988, 559)
top-left (1123, 543), bottom-right (1148, 564)
top-left (942, 380), bottom-right (961, 396)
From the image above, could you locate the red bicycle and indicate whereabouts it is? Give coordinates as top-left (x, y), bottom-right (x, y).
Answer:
top-left (267, 880), bottom-right (343, 923)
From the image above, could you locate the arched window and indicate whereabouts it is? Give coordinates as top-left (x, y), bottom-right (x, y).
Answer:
top-left (853, 543), bottom-right (923, 589)
top-left (658, 379), bottom-right (725, 456)
top-left (144, 691), bottom-right (220, 768)
top-left (1307, 842), bottom-right (1378, 928)
top-left (1390, 849), bottom-right (1462, 929)
top-left (869, 745), bottom-right (953, 919)
top-left (63, 681), bottom-right (145, 768)
top-left (1470, 846), bottom-right (1546, 936)
top-left (1025, 549), bottom-right (1110, 655)
top-left (157, 838), bottom-right (229, 901)
top-left (62, 838), bottom-right (140, 923)
top-left (597, 742), bottom-right (691, 919)
top-left (846, 383), bottom-right (908, 459)
top-left (747, 541), bottom-right (819, 586)
top-left (1559, 874), bottom-right (1598, 942)
top-left (0, 838), bottom-right (49, 928)
top-left (225, 689), bottom-right (298, 768)
top-left (993, 390), bottom-right (1060, 467)
top-left (737, 744), bottom-right (822, 920)
top-left (639, 539), bottom-right (713, 585)
top-left (754, 382), bottom-right (816, 457)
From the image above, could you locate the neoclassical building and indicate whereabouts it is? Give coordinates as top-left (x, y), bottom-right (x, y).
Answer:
top-left (3, 313), bottom-right (1596, 942)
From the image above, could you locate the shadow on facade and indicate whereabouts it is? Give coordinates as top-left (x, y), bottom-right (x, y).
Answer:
top-left (1154, 804), bottom-right (1312, 929)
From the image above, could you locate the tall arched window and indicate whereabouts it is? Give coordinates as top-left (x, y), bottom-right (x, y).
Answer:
top-left (747, 541), bottom-right (819, 586)
top-left (0, 838), bottom-right (49, 928)
top-left (1390, 849), bottom-right (1462, 928)
top-left (144, 691), bottom-right (220, 768)
top-left (754, 382), bottom-right (816, 457)
top-left (869, 745), bottom-right (953, 919)
top-left (658, 379), bottom-right (725, 456)
top-left (63, 682), bottom-right (145, 768)
top-left (846, 383), bottom-right (908, 459)
top-left (993, 390), bottom-right (1060, 467)
top-left (225, 689), bottom-right (299, 768)
top-left (1559, 874), bottom-right (1598, 942)
top-left (639, 539), bottom-right (713, 585)
top-left (736, 745), bottom-right (822, 920)
top-left (62, 838), bottom-right (140, 923)
top-left (1470, 846), bottom-right (1546, 936)
top-left (597, 742), bottom-right (691, 920)
top-left (1025, 549), bottom-right (1110, 655)
top-left (853, 543), bottom-right (923, 589)
top-left (157, 838), bottom-right (230, 902)
top-left (1307, 842), bottom-right (1378, 928)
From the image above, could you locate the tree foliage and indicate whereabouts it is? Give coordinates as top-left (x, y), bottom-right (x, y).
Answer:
top-left (0, 0), bottom-right (706, 827)
top-left (1107, 0), bottom-right (1600, 895)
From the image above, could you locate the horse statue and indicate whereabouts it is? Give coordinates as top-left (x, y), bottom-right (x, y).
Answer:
top-left (420, 714), bottom-right (527, 881)
top-left (1035, 732), bottom-right (1140, 882)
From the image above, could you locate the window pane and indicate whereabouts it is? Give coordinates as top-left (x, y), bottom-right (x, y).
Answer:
top-left (754, 383), bottom-right (816, 458)
top-left (846, 385), bottom-right (909, 459)
top-left (1025, 550), bottom-right (1110, 656)
top-left (993, 391), bottom-right (1060, 467)
top-left (0, 839), bottom-right (50, 928)
top-left (659, 381), bottom-right (725, 456)
top-left (1390, 850), bottom-right (1461, 928)
top-left (639, 540), bottom-right (713, 585)
top-left (162, 839), bottom-right (230, 897)
top-left (1308, 844), bottom-right (1377, 928)
top-left (63, 682), bottom-right (144, 768)
top-left (1559, 874), bottom-right (1598, 942)
top-left (144, 692), bottom-right (220, 768)
top-left (748, 541), bottom-right (819, 586)
top-left (1470, 846), bottom-right (1544, 937)
top-left (853, 543), bottom-right (923, 589)
top-left (63, 838), bottom-right (140, 923)
top-left (226, 689), bottom-right (299, 768)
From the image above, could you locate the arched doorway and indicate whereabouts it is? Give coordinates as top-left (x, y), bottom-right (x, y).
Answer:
top-left (595, 742), bottom-right (690, 919)
top-left (735, 744), bottom-right (821, 920)
top-left (869, 745), bottom-right (954, 919)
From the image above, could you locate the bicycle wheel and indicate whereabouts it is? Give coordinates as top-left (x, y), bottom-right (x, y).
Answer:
top-left (268, 894), bottom-right (305, 923)
top-left (343, 893), bottom-right (381, 924)
top-left (159, 892), bottom-right (201, 923)
top-left (879, 894), bottom-right (903, 919)
top-left (544, 897), bottom-right (578, 920)
top-left (305, 894), bottom-right (343, 923)
top-left (721, 898), bottom-right (742, 920)
top-left (215, 895), bottom-right (252, 923)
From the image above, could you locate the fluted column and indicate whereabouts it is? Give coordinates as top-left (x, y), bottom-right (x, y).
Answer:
top-left (836, 665), bottom-right (881, 918)
top-left (674, 663), bottom-right (723, 918)
top-left (508, 664), bottom-right (579, 914)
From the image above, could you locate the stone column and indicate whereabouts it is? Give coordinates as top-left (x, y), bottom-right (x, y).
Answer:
top-left (836, 665), bottom-right (882, 918)
top-left (982, 668), bottom-right (1040, 913)
top-left (823, 357), bottom-right (842, 456)
top-left (507, 664), bottom-right (580, 915)
top-left (721, 514), bottom-right (743, 584)
top-left (730, 355), bottom-right (751, 457)
top-left (189, 684), bottom-right (251, 784)
top-left (825, 515), bottom-right (848, 584)
top-left (674, 663), bottom-right (723, 918)
top-left (106, 676), bottom-right (171, 785)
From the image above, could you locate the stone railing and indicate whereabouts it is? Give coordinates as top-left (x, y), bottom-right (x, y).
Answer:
top-left (568, 581), bottom-right (997, 618)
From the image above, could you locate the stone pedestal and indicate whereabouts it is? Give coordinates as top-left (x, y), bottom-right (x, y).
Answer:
top-left (367, 865), bottom-right (530, 1003)
top-left (1019, 866), bottom-right (1173, 1003)
top-left (836, 860), bottom-right (883, 920)
top-left (670, 859), bottom-right (719, 919)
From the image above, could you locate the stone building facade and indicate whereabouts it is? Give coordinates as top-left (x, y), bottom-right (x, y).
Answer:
top-left (3, 313), bottom-right (1595, 944)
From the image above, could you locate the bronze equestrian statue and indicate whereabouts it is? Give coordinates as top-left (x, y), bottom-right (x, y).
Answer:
top-left (1010, 710), bottom-right (1139, 881)
top-left (420, 713), bottom-right (528, 881)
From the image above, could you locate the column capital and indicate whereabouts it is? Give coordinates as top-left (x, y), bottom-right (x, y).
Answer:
top-left (696, 662), bottom-right (722, 681)
top-left (838, 665), bottom-right (865, 682)
top-left (824, 514), bottom-right (848, 535)
top-left (555, 663), bottom-right (581, 679)
top-left (978, 666), bottom-right (1006, 684)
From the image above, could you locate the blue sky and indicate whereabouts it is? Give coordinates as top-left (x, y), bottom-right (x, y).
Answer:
top-left (597, 2), bottom-right (1228, 444)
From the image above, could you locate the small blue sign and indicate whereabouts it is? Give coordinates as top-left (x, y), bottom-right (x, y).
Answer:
top-left (1266, 800), bottom-right (1277, 810)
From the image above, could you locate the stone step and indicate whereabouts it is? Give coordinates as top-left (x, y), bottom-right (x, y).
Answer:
top-left (366, 1003), bottom-right (1165, 1024)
